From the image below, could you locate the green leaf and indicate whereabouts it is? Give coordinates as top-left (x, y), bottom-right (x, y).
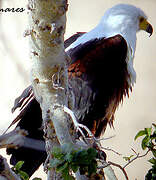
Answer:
top-left (50, 158), bottom-right (62, 168)
top-left (62, 168), bottom-right (74, 180)
top-left (123, 155), bottom-right (134, 162)
top-left (87, 148), bottom-right (97, 159)
top-left (70, 164), bottom-right (79, 173)
top-left (145, 166), bottom-right (156, 180)
top-left (142, 136), bottom-right (150, 150)
top-left (88, 160), bottom-right (97, 177)
top-left (32, 178), bottom-right (42, 180)
top-left (64, 175), bottom-right (74, 180)
top-left (61, 165), bottom-right (74, 180)
top-left (65, 152), bottom-right (74, 163)
top-left (14, 161), bottom-right (24, 171)
top-left (76, 150), bottom-right (88, 158)
top-left (135, 130), bottom-right (146, 140)
top-left (18, 170), bottom-right (29, 180)
top-left (51, 146), bottom-right (64, 160)
top-left (152, 150), bottom-right (156, 158)
top-left (52, 146), bottom-right (62, 156)
top-left (145, 128), bottom-right (152, 137)
top-left (56, 162), bottom-right (68, 172)
top-left (148, 158), bottom-right (156, 165)
top-left (74, 150), bottom-right (88, 164)
top-left (50, 146), bottom-right (98, 179)
top-left (79, 165), bottom-right (88, 175)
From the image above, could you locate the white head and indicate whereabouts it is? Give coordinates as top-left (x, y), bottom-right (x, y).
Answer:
top-left (98, 4), bottom-right (153, 54)
top-left (66, 4), bottom-right (153, 55)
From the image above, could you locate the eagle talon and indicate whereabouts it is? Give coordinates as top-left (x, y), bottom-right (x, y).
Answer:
top-left (63, 106), bottom-right (95, 142)
top-left (75, 123), bottom-right (94, 137)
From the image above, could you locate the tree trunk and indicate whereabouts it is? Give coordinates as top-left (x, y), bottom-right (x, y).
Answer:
top-left (28, 0), bottom-right (86, 179)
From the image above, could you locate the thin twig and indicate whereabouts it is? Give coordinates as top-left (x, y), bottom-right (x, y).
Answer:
top-left (108, 161), bottom-right (129, 180)
top-left (123, 149), bottom-right (150, 169)
top-left (101, 146), bottom-right (122, 156)
top-left (98, 135), bottom-right (116, 141)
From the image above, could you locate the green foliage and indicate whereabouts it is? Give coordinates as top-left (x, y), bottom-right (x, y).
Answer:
top-left (145, 157), bottom-right (156, 180)
top-left (123, 155), bottom-right (134, 162)
top-left (12, 161), bottom-right (29, 180)
top-left (12, 161), bottom-right (42, 180)
top-left (50, 143), bottom-right (98, 179)
top-left (135, 124), bottom-right (156, 179)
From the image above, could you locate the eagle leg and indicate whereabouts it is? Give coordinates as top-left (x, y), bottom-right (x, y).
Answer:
top-left (63, 106), bottom-right (96, 143)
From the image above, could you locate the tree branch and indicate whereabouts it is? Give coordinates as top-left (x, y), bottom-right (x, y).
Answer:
top-left (123, 149), bottom-right (150, 169)
top-left (108, 161), bottom-right (128, 180)
top-left (0, 155), bottom-right (21, 180)
top-left (0, 128), bottom-right (27, 149)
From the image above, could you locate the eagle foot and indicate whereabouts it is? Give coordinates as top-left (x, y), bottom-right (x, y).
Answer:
top-left (63, 106), bottom-right (97, 144)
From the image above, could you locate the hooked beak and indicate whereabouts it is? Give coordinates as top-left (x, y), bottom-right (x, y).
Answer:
top-left (139, 18), bottom-right (153, 36)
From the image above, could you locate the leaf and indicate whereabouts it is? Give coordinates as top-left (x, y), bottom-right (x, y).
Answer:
top-left (70, 164), bottom-right (79, 173)
top-left (123, 155), bottom-right (134, 162)
top-left (18, 170), bottom-right (29, 180)
top-left (65, 152), bottom-right (74, 163)
top-left (74, 150), bottom-right (88, 164)
top-left (87, 148), bottom-right (97, 159)
top-left (134, 130), bottom-right (146, 140)
top-left (14, 161), bottom-right (24, 171)
top-left (61, 165), bottom-right (74, 180)
top-left (32, 178), bottom-right (42, 180)
top-left (145, 166), bottom-right (156, 180)
top-left (142, 136), bottom-right (150, 150)
top-left (145, 128), bottom-right (152, 137)
top-left (88, 160), bottom-right (97, 177)
top-left (148, 158), bottom-right (156, 165)
top-left (51, 146), bottom-right (64, 160)
top-left (152, 150), bottom-right (156, 158)
top-left (50, 158), bottom-right (62, 168)
top-left (79, 165), bottom-right (88, 175)
top-left (62, 168), bottom-right (74, 180)
top-left (51, 146), bottom-right (62, 156)
top-left (56, 162), bottom-right (68, 172)
top-left (64, 175), bottom-right (74, 180)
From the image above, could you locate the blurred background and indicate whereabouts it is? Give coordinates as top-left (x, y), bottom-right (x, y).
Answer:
top-left (0, 0), bottom-right (155, 179)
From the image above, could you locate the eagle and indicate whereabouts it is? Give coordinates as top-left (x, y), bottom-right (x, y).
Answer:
top-left (6, 4), bottom-right (153, 177)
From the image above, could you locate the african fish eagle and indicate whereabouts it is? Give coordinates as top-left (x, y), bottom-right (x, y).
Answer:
top-left (6, 4), bottom-right (153, 177)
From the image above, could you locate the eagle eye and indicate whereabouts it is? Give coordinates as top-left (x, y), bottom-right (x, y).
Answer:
top-left (139, 17), bottom-right (144, 23)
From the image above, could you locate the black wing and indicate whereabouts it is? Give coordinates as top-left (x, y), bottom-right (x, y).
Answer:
top-left (67, 35), bottom-right (129, 136)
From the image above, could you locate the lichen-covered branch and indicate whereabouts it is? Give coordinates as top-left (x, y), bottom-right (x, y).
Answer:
top-left (0, 128), bottom-right (27, 149)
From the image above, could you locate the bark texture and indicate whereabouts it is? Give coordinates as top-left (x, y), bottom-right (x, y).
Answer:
top-left (28, 0), bottom-right (75, 179)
